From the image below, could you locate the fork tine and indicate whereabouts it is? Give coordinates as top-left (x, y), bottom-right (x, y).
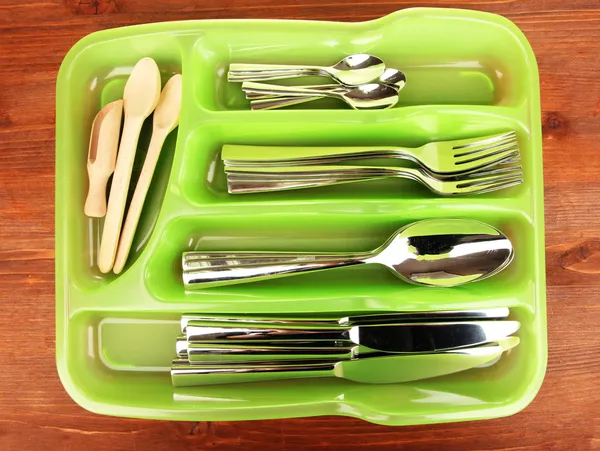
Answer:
top-left (498, 156), bottom-right (521, 166)
top-left (463, 178), bottom-right (523, 195)
top-left (455, 131), bottom-right (517, 146)
top-left (452, 131), bottom-right (517, 153)
top-left (454, 170), bottom-right (523, 194)
top-left (457, 166), bottom-right (522, 185)
top-left (452, 162), bottom-right (522, 179)
top-left (484, 154), bottom-right (521, 169)
top-left (455, 145), bottom-right (520, 167)
top-left (466, 153), bottom-right (522, 171)
top-left (453, 137), bottom-right (518, 159)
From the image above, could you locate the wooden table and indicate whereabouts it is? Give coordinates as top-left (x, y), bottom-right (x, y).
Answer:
top-left (1, 0), bottom-right (598, 449)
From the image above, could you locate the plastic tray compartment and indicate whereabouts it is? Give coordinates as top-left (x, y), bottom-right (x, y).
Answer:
top-left (55, 7), bottom-right (546, 426)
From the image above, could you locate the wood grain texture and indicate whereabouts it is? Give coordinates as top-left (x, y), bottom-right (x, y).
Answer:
top-left (1, 0), bottom-right (600, 449)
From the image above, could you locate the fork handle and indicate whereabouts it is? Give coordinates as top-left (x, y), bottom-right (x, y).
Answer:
top-left (226, 176), bottom-right (381, 193)
top-left (224, 164), bottom-right (420, 179)
top-left (182, 251), bottom-right (372, 289)
top-left (222, 144), bottom-right (410, 162)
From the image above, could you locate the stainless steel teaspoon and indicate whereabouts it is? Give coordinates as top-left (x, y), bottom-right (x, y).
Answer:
top-left (247, 68), bottom-right (407, 109)
top-left (245, 68), bottom-right (406, 99)
top-left (242, 81), bottom-right (399, 110)
top-left (227, 54), bottom-right (386, 86)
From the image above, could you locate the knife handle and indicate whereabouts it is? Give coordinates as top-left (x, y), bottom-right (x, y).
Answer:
top-left (171, 360), bottom-right (334, 387)
top-left (185, 325), bottom-right (349, 342)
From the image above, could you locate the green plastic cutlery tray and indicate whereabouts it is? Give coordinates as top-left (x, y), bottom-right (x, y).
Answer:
top-left (55, 7), bottom-right (547, 425)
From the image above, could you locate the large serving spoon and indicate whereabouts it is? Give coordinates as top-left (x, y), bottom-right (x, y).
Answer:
top-left (243, 81), bottom-right (399, 110)
top-left (98, 57), bottom-right (161, 273)
top-left (112, 73), bottom-right (183, 275)
top-left (84, 99), bottom-right (123, 217)
top-left (227, 54), bottom-right (386, 86)
top-left (182, 218), bottom-right (514, 289)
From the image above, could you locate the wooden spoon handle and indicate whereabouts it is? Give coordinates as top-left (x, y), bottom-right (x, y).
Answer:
top-left (98, 116), bottom-right (144, 273)
top-left (112, 129), bottom-right (169, 274)
top-left (84, 173), bottom-right (110, 217)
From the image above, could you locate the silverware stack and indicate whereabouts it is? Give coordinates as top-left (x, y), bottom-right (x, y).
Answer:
top-left (218, 132), bottom-right (522, 194)
top-left (227, 54), bottom-right (406, 110)
top-left (170, 54), bottom-right (527, 388)
top-left (171, 308), bottom-right (520, 386)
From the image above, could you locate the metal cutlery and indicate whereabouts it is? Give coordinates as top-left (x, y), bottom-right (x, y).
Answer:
top-left (220, 131), bottom-right (522, 194)
top-left (179, 335), bottom-right (519, 364)
top-left (224, 160), bottom-right (522, 194)
top-left (179, 306), bottom-right (513, 362)
top-left (245, 68), bottom-right (406, 99)
top-left (180, 307), bottom-right (510, 329)
top-left (182, 218), bottom-right (514, 289)
top-left (227, 54), bottom-right (386, 85)
top-left (223, 156), bottom-right (522, 181)
top-left (179, 308), bottom-right (513, 363)
top-left (245, 68), bottom-right (407, 109)
top-left (241, 81), bottom-right (399, 110)
top-left (222, 131), bottom-right (519, 176)
top-left (179, 340), bottom-right (360, 362)
top-left (183, 321), bottom-right (520, 353)
top-left (171, 337), bottom-right (519, 386)
top-left (171, 54), bottom-right (524, 389)
top-left (172, 307), bottom-right (519, 386)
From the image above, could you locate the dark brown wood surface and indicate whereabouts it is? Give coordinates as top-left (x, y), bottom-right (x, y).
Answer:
top-left (1, 0), bottom-right (599, 449)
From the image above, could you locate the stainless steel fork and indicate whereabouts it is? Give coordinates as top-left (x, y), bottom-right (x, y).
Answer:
top-left (224, 163), bottom-right (523, 195)
top-left (222, 132), bottom-right (520, 176)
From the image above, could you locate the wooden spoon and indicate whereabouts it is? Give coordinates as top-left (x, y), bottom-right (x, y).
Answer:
top-left (98, 57), bottom-right (162, 273)
top-left (84, 99), bottom-right (123, 217)
top-left (113, 74), bottom-right (183, 274)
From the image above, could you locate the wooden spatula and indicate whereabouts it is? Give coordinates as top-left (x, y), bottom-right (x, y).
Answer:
top-left (98, 57), bottom-right (162, 273)
top-left (84, 99), bottom-right (123, 217)
top-left (113, 74), bottom-right (183, 274)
